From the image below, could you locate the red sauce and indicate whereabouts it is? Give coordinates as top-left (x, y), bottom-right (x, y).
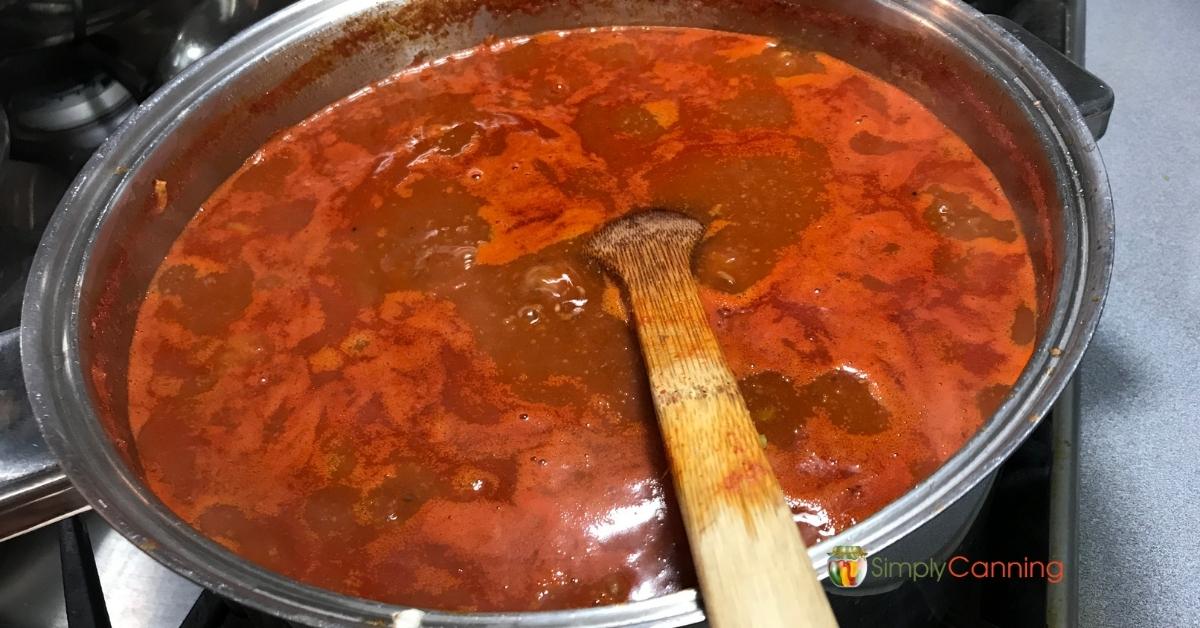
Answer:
top-left (125, 27), bottom-right (1037, 611)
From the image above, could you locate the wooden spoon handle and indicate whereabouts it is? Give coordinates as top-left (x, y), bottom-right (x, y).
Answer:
top-left (588, 212), bottom-right (838, 628)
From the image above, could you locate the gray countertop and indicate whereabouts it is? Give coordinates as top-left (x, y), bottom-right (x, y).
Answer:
top-left (1078, 1), bottom-right (1200, 626)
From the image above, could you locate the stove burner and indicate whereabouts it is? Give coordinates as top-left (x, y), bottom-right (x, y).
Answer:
top-left (0, 0), bottom-right (157, 54)
top-left (10, 76), bottom-right (131, 134)
top-left (6, 72), bottom-right (134, 170)
top-left (0, 156), bottom-right (68, 329)
top-left (0, 102), bottom-right (70, 330)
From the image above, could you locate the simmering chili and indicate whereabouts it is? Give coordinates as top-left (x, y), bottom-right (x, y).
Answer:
top-left (125, 27), bottom-right (1037, 611)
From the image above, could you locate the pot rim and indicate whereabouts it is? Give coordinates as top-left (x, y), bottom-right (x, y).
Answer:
top-left (21, 0), bottom-right (1113, 625)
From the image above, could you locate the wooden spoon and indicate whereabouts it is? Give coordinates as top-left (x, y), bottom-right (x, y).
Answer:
top-left (587, 210), bottom-right (838, 628)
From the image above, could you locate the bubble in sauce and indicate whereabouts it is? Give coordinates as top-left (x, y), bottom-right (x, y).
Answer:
top-left (522, 263), bottom-right (590, 320)
top-left (517, 304), bottom-right (543, 325)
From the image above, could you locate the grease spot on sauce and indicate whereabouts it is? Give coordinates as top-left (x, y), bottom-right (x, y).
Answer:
top-left (798, 369), bottom-right (890, 436)
top-left (849, 131), bottom-right (906, 155)
top-left (648, 149), bottom-right (829, 293)
top-left (156, 262), bottom-right (254, 335)
top-left (976, 383), bottom-right (1011, 418)
top-left (740, 371), bottom-right (808, 447)
top-left (923, 186), bottom-right (1017, 243)
top-left (197, 505), bottom-right (293, 564)
top-left (1012, 304), bottom-right (1037, 345)
top-left (365, 464), bottom-right (441, 524)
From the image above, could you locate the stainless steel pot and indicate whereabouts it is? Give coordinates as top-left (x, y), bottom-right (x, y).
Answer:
top-left (17, 0), bottom-right (1113, 625)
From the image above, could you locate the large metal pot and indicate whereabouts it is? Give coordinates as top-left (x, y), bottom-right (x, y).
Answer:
top-left (18, 0), bottom-right (1112, 625)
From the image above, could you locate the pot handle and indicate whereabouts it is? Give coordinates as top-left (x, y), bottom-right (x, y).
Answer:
top-left (0, 326), bottom-right (27, 421)
top-left (988, 15), bottom-right (1114, 140)
top-left (0, 327), bottom-right (88, 540)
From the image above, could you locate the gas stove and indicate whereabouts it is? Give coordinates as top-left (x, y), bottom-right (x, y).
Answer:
top-left (0, 1), bottom-right (1101, 626)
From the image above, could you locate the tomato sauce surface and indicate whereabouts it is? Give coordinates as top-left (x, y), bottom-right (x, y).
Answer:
top-left (125, 27), bottom-right (1037, 611)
